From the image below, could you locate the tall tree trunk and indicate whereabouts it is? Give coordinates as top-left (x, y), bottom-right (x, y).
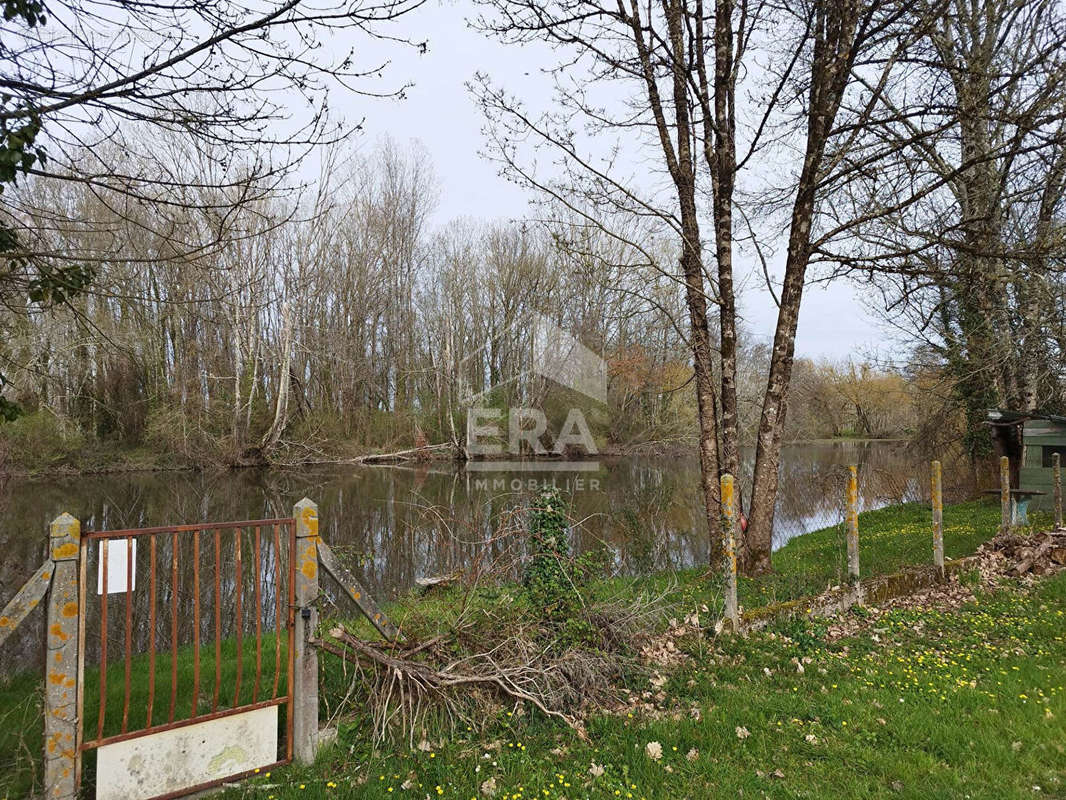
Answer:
top-left (680, 210), bottom-right (724, 565)
top-left (259, 302), bottom-right (293, 457)
top-left (746, 215), bottom-right (812, 574)
top-left (695, 0), bottom-right (740, 489)
top-left (746, 0), bottom-right (859, 574)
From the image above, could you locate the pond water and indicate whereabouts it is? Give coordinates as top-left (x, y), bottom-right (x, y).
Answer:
top-left (0, 441), bottom-right (930, 674)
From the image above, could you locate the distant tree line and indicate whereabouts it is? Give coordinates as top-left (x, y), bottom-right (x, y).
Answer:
top-left (0, 141), bottom-right (707, 468)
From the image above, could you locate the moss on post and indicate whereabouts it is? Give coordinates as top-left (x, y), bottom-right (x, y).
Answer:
top-left (845, 465), bottom-right (860, 589)
top-left (0, 558), bottom-right (53, 649)
top-left (44, 513), bottom-right (80, 800)
top-left (719, 474), bottom-right (739, 630)
top-left (932, 460), bottom-right (944, 576)
top-left (293, 498), bottom-right (320, 765)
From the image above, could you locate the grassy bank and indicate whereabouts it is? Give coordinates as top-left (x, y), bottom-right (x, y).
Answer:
top-left (534, 499), bottom-right (1038, 622)
top-left (740, 499), bottom-right (1026, 607)
top-left (213, 498), bottom-right (1063, 799)
top-left (0, 498), bottom-right (1054, 798)
top-left (225, 571), bottom-right (1066, 799)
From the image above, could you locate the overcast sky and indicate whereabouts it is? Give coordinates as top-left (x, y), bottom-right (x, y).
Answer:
top-left (340, 2), bottom-right (891, 361)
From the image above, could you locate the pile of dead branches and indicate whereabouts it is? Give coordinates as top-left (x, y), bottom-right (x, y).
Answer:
top-left (313, 594), bottom-right (671, 743)
top-left (980, 529), bottom-right (1066, 576)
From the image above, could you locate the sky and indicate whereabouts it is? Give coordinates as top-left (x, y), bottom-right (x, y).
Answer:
top-left (338, 2), bottom-right (891, 362)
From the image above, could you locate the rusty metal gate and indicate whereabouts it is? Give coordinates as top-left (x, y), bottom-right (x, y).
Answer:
top-left (77, 517), bottom-right (297, 800)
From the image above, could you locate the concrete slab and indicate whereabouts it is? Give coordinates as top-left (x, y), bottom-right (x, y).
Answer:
top-left (96, 706), bottom-right (278, 800)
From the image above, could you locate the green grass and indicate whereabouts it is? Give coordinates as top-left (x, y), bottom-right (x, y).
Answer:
top-left (226, 572), bottom-right (1066, 800)
top-left (0, 669), bottom-right (44, 799)
top-left (0, 634), bottom-right (289, 799)
top-left (740, 499), bottom-right (1040, 608)
top-left (0, 498), bottom-right (1052, 798)
top-left (357, 500), bottom-right (1021, 644)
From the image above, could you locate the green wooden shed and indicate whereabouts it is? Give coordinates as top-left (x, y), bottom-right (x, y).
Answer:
top-left (987, 409), bottom-right (1066, 510)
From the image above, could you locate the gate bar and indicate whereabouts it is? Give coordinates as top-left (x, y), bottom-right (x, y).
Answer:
top-left (84, 518), bottom-right (294, 538)
top-left (192, 528), bottom-right (201, 718)
top-left (169, 530), bottom-right (178, 723)
top-left (147, 535), bottom-right (157, 728)
top-left (253, 526), bottom-right (263, 702)
top-left (98, 539), bottom-right (108, 740)
top-left (233, 529), bottom-right (244, 707)
top-left (213, 528), bottom-right (221, 712)
top-left (81, 697), bottom-right (288, 751)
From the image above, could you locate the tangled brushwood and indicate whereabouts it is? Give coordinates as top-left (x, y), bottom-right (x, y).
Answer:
top-left (314, 598), bottom-right (664, 742)
top-left (312, 489), bottom-right (679, 742)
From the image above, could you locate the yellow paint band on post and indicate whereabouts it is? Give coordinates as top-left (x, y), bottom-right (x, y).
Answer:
top-left (846, 466), bottom-right (859, 586)
top-left (719, 474), bottom-right (739, 630)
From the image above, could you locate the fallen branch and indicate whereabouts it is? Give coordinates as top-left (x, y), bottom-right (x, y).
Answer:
top-left (354, 444), bottom-right (458, 464)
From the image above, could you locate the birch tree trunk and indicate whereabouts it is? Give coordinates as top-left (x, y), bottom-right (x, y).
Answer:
top-left (259, 301), bottom-right (293, 458)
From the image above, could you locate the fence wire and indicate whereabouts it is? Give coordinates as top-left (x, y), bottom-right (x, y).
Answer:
top-left (745, 453), bottom-right (982, 553)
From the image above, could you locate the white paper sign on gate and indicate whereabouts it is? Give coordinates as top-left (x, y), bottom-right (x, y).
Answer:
top-left (97, 539), bottom-right (136, 594)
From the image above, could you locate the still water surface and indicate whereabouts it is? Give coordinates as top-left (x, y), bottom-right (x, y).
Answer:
top-left (0, 441), bottom-right (925, 674)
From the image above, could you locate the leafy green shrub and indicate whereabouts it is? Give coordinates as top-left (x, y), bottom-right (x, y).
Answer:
top-left (573, 545), bottom-right (611, 584)
top-left (523, 488), bottom-right (576, 621)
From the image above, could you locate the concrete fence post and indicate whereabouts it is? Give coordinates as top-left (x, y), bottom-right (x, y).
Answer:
top-left (1054, 452), bottom-right (1063, 530)
top-left (931, 460), bottom-right (944, 576)
top-left (846, 465), bottom-right (860, 589)
top-left (1000, 455), bottom-right (1011, 532)
top-left (718, 474), bottom-right (740, 630)
top-left (293, 498), bottom-right (320, 764)
top-left (44, 513), bottom-right (81, 800)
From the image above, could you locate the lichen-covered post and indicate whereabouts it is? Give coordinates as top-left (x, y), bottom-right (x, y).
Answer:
top-left (931, 460), bottom-right (944, 576)
top-left (718, 474), bottom-right (739, 630)
top-left (1054, 453), bottom-right (1063, 530)
top-left (293, 498), bottom-right (320, 764)
top-left (1000, 455), bottom-right (1010, 532)
top-left (846, 465), bottom-right (860, 588)
top-left (44, 513), bottom-right (80, 800)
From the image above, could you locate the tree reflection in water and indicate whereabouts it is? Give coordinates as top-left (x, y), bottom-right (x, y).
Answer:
top-left (0, 441), bottom-right (956, 674)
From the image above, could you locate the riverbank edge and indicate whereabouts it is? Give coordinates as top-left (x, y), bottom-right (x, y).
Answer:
top-left (0, 497), bottom-right (1041, 798)
top-left (0, 435), bottom-right (911, 478)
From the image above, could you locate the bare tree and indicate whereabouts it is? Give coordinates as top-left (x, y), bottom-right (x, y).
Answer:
top-left (825, 0), bottom-right (1066, 460)
top-left (472, 0), bottom-right (915, 573)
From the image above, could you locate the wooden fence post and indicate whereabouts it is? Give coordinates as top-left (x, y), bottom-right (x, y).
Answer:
top-left (44, 513), bottom-right (80, 800)
top-left (1000, 455), bottom-right (1011, 532)
top-left (719, 474), bottom-right (739, 630)
top-left (1054, 452), bottom-right (1062, 530)
top-left (846, 465), bottom-right (860, 589)
top-left (932, 460), bottom-right (944, 576)
top-left (293, 498), bottom-right (320, 764)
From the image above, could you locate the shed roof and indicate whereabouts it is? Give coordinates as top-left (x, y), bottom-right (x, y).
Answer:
top-left (986, 409), bottom-right (1066, 426)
